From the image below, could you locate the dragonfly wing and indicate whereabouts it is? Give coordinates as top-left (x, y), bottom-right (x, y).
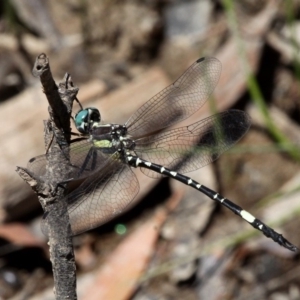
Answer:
top-left (134, 110), bottom-right (251, 178)
top-left (68, 140), bottom-right (111, 180)
top-left (27, 139), bottom-right (109, 181)
top-left (67, 159), bottom-right (139, 235)
top-left (27, 154), bottom-right (49, 179)
top-left (126, 57), bottom-right (221, 139)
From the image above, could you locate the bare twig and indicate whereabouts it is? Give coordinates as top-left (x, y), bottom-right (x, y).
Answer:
top-left (16, 53), bottom-right (78, 299)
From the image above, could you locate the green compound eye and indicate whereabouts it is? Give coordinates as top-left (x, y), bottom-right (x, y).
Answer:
top-left (74, 107), bottom-right (101, 134)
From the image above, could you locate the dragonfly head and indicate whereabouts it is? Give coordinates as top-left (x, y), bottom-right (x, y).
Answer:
top-left (75, 107), bottom-right (101, 134)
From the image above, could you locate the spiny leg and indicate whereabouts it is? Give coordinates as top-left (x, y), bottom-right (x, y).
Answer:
top-left (127, 155), bottom-right (298, 252)
top-left (75, 147), bottom-right (97, 178)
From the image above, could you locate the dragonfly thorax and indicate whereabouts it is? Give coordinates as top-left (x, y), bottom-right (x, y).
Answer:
top-left (75, 107), bottom-right (136, 156)
top-left (91, 123), bottom-right (136, 155)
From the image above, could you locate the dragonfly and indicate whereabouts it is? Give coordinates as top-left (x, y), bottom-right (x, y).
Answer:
top-left (28, 57), bottom-right (297, 251)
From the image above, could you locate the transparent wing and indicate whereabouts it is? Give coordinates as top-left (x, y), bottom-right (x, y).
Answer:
top-left (67, 159), bottom-right (139, 235)
top-left (134, 110), bottom-right (250, 178)
top-left (126, 57), bottom-right (221, 139)
top-left (27, 139), bottom-right (109, 181)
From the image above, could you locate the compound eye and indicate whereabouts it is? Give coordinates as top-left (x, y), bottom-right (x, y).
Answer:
top-left (74, 107), bottom-right (101, 134)
top-left (88, 107), bottom-right (101, 123)
top-left (75, 109), bottom-right (89, 133)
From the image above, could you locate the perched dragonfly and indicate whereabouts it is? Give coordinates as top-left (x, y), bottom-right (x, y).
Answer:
top-left (28, 57), bottom-right (297, 251)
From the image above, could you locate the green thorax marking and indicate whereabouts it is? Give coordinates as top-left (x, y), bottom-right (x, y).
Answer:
top-left (93, 139), bottom-right (113, 148)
